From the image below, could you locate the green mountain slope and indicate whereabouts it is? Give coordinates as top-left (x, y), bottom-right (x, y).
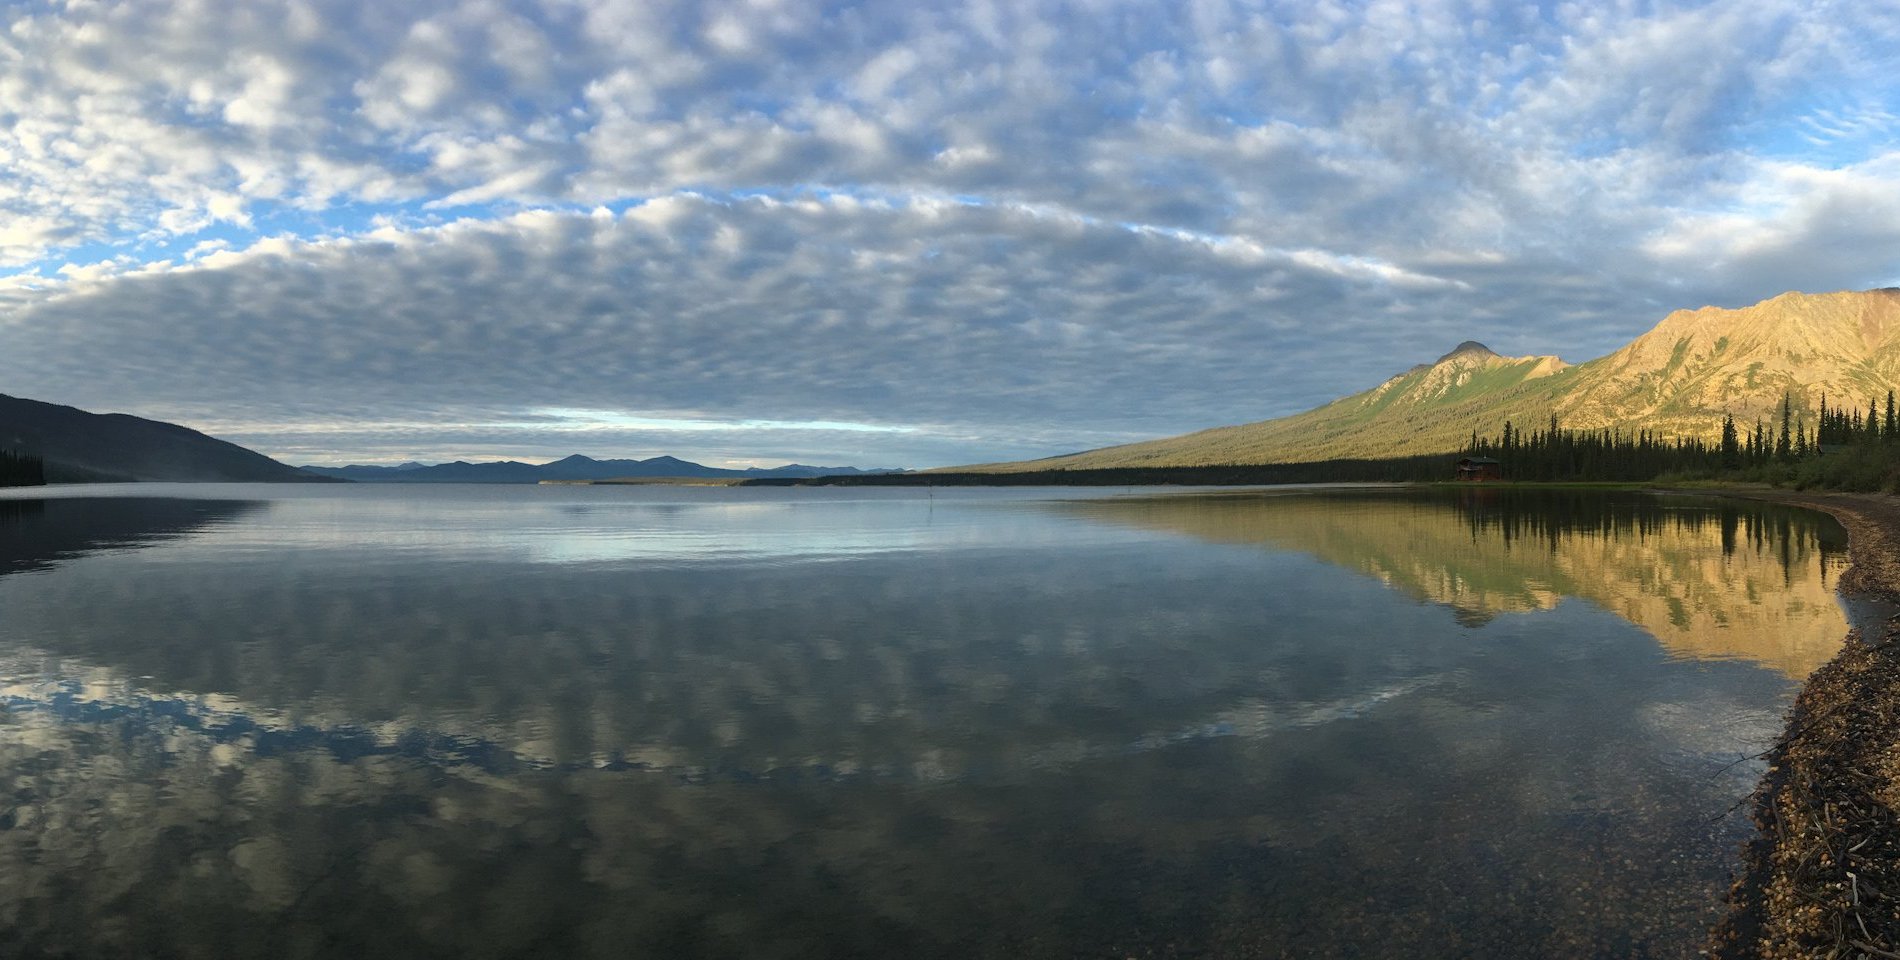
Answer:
top-left (967, 288), bottom-right (1900, 471)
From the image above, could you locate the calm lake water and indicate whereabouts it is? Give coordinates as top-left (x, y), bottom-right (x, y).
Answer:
top-left (0, 484), bottom-right (1852, 958)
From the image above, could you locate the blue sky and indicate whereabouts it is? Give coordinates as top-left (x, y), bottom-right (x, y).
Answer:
top-left (2, 0), bottom-right (1898, 468)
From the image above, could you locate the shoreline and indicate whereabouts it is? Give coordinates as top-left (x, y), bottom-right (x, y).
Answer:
top-left (1703, 491), bottom-right (1900, 958)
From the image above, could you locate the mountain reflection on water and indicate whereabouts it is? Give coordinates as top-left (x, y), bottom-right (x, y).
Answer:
top-left (1069, 487), bottom-right (1851, 679)
top-left (0, 487), bottom-right (1851, 958)
top-left (0, 497), bottom-right (260, 577)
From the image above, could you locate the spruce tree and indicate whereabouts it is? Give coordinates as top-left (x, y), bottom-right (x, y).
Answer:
top-left (1777, 395), bottom-right (1795, 463)
top-left (1720, 414), bottom-right (1741, 470)
top-left (0, 450), bottom-right (45, 487)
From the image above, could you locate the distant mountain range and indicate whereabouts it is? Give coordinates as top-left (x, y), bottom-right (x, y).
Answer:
top-left (299, 455), bottom-right (904, 483)
top-left (0, 394), bottom-right (320, 483)
top-left (0, 393), bottom-right (901, 484)
top-left (963, 288), bottom-right (1900, 471)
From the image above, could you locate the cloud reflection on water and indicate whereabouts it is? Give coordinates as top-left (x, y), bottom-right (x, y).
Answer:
top-left (0, 487), bottom-right (1843, 958)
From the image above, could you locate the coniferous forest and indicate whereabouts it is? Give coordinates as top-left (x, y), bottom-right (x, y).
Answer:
top-left (1464, 392), bottom-right (1900, 491)
top-left (1463, 414), bottom-right (1724, 483)
top-left (1, 449), bottom-right (46, 487)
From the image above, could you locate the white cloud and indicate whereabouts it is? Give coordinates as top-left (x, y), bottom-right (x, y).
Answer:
top-left (0, 197), bottom-right (1526, 464)
top-left (1, 0), bottom-right (1898, 461)
top-left (1, 1), bottom-right (1891, 265)
top-left (1643, 151), bottom-right (1900, 294)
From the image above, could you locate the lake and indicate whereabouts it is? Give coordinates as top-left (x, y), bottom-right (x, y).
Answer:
top-left (0, 484), bottom-right (1852, 958)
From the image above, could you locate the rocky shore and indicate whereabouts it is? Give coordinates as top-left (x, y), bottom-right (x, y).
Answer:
top-left (1711, 492), bottom-right (1900, 959)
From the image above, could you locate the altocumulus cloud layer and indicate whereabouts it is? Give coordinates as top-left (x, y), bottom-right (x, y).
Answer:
top-left (1, 0), bottom-right (1898, 465)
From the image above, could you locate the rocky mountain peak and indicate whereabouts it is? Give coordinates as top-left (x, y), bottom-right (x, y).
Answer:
top-left (1435, 341), bottom-right (1498, 364)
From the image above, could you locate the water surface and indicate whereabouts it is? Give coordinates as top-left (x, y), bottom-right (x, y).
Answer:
top-left (0, 484), bottom-right (1850, 957)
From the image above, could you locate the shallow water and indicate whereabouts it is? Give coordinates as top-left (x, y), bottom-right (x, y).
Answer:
top-left (0, 484), bottom-right (1850, 958)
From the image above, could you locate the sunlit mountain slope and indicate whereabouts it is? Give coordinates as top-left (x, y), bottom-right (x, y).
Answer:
top-left (967, 289), bottom-right (1900, 470)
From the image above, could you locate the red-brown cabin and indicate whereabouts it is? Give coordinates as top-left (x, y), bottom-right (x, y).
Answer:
top-left (1455, 457), bottom-right (1502, 482)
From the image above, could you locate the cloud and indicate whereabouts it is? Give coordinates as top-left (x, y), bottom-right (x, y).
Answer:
top-left (0, 196), bottom-right (1522, 465)
top-left (0, 0), bottom-right (1884, 260)
top-left (1, 0), bottom-right (1898, 462)
top-left (1642, 151), bottom-right (1900, 297)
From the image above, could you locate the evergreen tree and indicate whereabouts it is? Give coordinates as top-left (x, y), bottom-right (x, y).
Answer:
top-left (1720, 414), bottom-right (1741, 470)
top-left (1462, 418), bottom-right (1729, 482)
top-left (0, 450), bottom-right (45, 487)
top-left (1777, 395), bottom-right (1795, 463)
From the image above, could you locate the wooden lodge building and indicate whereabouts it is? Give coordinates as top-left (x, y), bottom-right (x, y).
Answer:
top-left (1455, 457), bottom-right (1502, 482)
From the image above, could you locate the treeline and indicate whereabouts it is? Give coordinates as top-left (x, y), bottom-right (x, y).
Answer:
top-left (1463, 414), bottom-right (1728, 482)
top-left (1, 449), bottom-right (45, 487)
top-left (1460, 397), bottom-right (1815, 483)
top-left (1817, 391), bottom-right (1900, 447)
top-left (769, 392), bottom-right (1900, 490)
top-left (1708, 392), bottom-right (1900, 491)
top-left (755, 457), bottom-right (1461, 487)
top-left (1464, 392), bottom-right (1900, 491)
top-left (1778, 390), bottom-right (1900, 492)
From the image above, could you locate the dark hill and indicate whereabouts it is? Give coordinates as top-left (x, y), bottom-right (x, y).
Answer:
top-left (0, 394), bottom-right (325, 483)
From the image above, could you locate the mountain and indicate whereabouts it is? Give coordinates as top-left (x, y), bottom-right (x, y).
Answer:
top-left (965, 288), bottom-right (1900, 470)
top-left (299, 454), bottom-right (904, 483)
top-left (0, 394), bottom-right (327, 483)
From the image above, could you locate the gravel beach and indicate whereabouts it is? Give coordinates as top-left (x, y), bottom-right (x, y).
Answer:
top-left (1710, 492), bottom-right (1900, 959)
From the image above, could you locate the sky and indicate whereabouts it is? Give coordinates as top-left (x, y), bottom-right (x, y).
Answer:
top-left (2, 0), bottom-right (1898, 469)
